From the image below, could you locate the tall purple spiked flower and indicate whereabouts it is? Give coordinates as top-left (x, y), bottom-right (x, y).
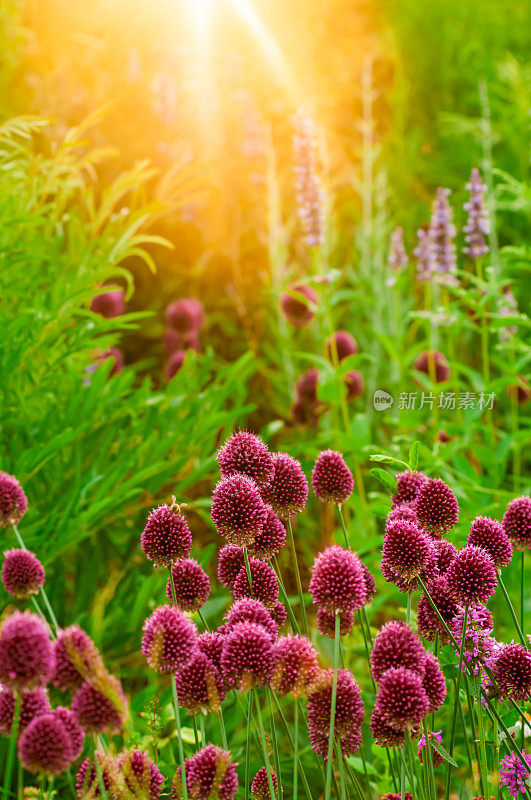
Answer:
top-left (224, 598), bottom-right (278, 641)
top-left (391, 470), bottom-right (428, 507)
top-left (217, 430), bottom-right (274, 488)
top-left (382, 519), bottom-right (436, 583)
top-left (429, 187), bottom-right (457, 283)
top-left (52, 625), bottom-right (103, 691)
top-left (463, 168), bottom-right (490, 259)
top-left (414, 227), bottom-right (435, 282)
top-left (0, 611), bottom-right (53, 691)
top-left (468, 516), bottom-right (513, 568)
top-left (306, 668), bottom-right (363, 743)
top-left (172, 744), bottom-right (239, 800)
top-left (141, 605), bottom-right (198, 673)
top-left (499, 750), bottom-right (531, 798)
top-left (309, 545), bottom-right (368, 614)
top-left (1, 549), bottom-right (45, 598)
top-left (18, 712), bottom-right (74, 776)
top-left (141, 504), bottom-right (193, 567)
top-left (71, 675), bottom-right (128, 735)
top-left (493, 644), bottom-right (531, 701)
top-left (233, 558), bottom-right (279, 607)
top-left (415, 477), bottom-right (459, 537)
top-left (211, 474), bottom-right (268, 546)
top-left (0, 686), bottom-right (50, 734)
top-left (503, 496), bottom-right (531, 551)
top-left (292, 109), bottom-right (325, 248)
top-left (166, 558), bottom-right (210, 613)
top-left (417, 577), bottom-right (460, 645)
top-left (261, 453), bottom-right (308, 518)
top-left (174, 650), bottom-right (225, 714)
top-left (388, 226), bottom-right (408, 273)
top-left (217, 545), bottom-right (245, 591)
top-left (311, 450), bottom-right (354, 505)
top-left (119, 749), bottom-right (165, 800)
top-left (220, 621), bottom-right (275, 691)
top-left (0, 472), bottom-right (28, 527)
top-left (370, 621), bottom-right (427, 681)
top-left (375, 667), bottom-right (430, 731)
top-left (446, 546), bottom-right (498, 605)
top-left (271, 634), bottom-right (320, 697)
top-left (251, 767), bottom-right (278, 800)
top-left (249, 506), bottom-right (287, 559)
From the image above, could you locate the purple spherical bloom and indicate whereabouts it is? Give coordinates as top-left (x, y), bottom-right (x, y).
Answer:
top-left (309, 545), bottom-right (368, 614)
top-left (380, 794), bottom-right (413, 800)
top-left (251, 766), bottom-right (278, 799)
top-left (0, 611), bottom-right (53, 691)
top-left (370, 705), bottom-right (410, 748)
top-left (271, 634), bottom-right (320, 697)
top-left (280, 284), bottom-right (318, 328)
top-left (433, 539), bottom-right (458, 574)
top-left (307, 668), bottom-right (364, 741)
top-left (499, 750), bottom-right (531, 798)
top-left (326, 330), bottom-right (358, 362)
top-left (217, 545), bottom-right (245, 591)
top-left (309, 724), bottom-right (362, 760)
top-left (141, 605), bottom-right (198, 674)
top-left (463, 168), bottom-right (490, 259)
top-left (370, 621), bottom-right (427, 682)
top-left (269, 601), bottom-right (288, 628)
top-left (295, 368), bottom-right (319, 400)
top-left (250, 507), bottom-right (287, 559)
top-left (90, 288), bottom-right (125, 319)
top-left (414, 350), bottom-right (451, 383)
top-left (1, 548), bottom-right (45, 599)
top-left (118, 749), bottom-right (165, 800)
top-left (166, 558), bottom-right (210, 613)
top-left (165, 350), bottom-right (187, 380)
top-left (172, 744), bottom-right (238, 800)
top-left (197, 631), bottom-right (224, 673)
top-left (468, 516), bottom-right (513, 568)
top-left (415, 478), bottom-right (459, 537)
top-left (375, 667), bottom-right (430, 731)
top-left (0, 472), bottom-right (28, 527)
top-left (52, 625), bottom-right (103, 691)
top-left (493, 644), bottom-right (531, 701)
top-left (381, 551), bottom-right (438, 594)
top-left (421, 652), bottom-right (447, 712)
top-left (71, 675), bottom-right (128, 735)
top-left (141, 505), bottom-right (193, 568)
top-left (387, 503), bottom-right (419, 525)
top-left (417, 577), bottom-right (460, 645)
top-left (261, 453), bottom-right (308, 519)
top-left (382, 519), bottom-right (436, 581)
top-left (217, 430), bottom-right (274, 488)
top-left (311, 450), bottom-right (354, 505)
top-left (165, 298), bottom-right (205, 334)
top-left (316, 607), bottom-right (355, 638)
top-left (446, 545), bottom-right (498, 605)
top-left (391, 471), bottom-right (428, 508)
top-left (0, 685), bottom-right (50, 734)
top-left (174, 650), bottom-right (226, 714)
top-left (233, 558), bottom-right (279, 607)
top-left (224, 599), bottom-right (278, 642)
top-left (53, 707), bottom-right (84, 761)
top-left (211, 474), bottom-right (268, 547)
top-left (18, 712), bottom-right (73, 776)
top-left (220, 621), bottom-right (275, 691)
top-left (503, 496), bottom-right (531, 551)
top-left (344, 370), bottom-right (365, 401)
top-left (360, 562), bottom-right (377, 603)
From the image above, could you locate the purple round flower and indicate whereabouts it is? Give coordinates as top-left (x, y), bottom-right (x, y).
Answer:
top-left (309, 724), bottom-right (362, 759)
top-left (1, 548), bottom-right (45, 599)
top-left (311, 450), bottom-right (354, 505)
top-left (309, 545), bottom-right (367, 614)
top-left (379, 793), bottom-right (413, 800)
top-left (166, 558), bottom-right (210, 613)
top-left (413, 351), bottom-right (450, 384)
top-left (446, 545), bottom-right (498, 605)
top-left (90, 288), bottom-right (125, 319)
top-left (433, 539), bottom-right (458, 574)
top-left (295, 369), bottom-right (319, 400)
top-left (18, 712), bottom-right (73, 776)
top-left (52, 625), bottom-right (103, 691)
top-left (118, 749), bottom-right (165, 800)
top-left (421, 652), bottom-right (447, 712)
top-left (493, 644), bottom-right (531, 701)
top-left (415, 478), bottom-right (459, 537)
top-left (307, 668), bottom-right (363, 741)
top-left (375, 667), bottom-right (430, 730)
top-left (71, 676), bottom-right (128, 735)
top-left (53, 706), bottom-right (84, 760)
top-left (370, 705), bottom-right (410, 748)
top-left (0, 472), bottom-right (28, 527)
top-left (326, 330), bottom-right (358, 362)
top-left (211, 474), bottom-right (268, 547)
top-left (468, 516), bottom-right (513, 568)
top-left (174, 650), bottom-right (225, 714)
top-left (271, 634), bottom-right (320, 697)
top-left (270, 600), bottom-right (288, 628)
top-left (361, 562), bottom-right (377, 603)
top-left (165, 350), bottom-right (187, 380)
top-left (172, 745), bottom-right (238, 800)
top-left (370, 621), bottom-right (427, 681)
top-left (141, 605), bottom-right (198, 674)
top-left (344, 370), bottom-right (365, 401)
top-left (0, 685), bottom-right (50, 734)
top-left (220, 621), bottom-right (275, 691)
top-left (417, 577), bottom-right (460, 645)
top-left (0, 611), bottom-right (53, 691)
top-left (280, 283), bottom-right (318, 329)
top-left (503, 496), bottom-right (531, 551)
top-left (217, 430), bottom-right (274, 488)
top-left (387, 503), bottom-right (419, 525)
top-left (261, 453), bottom-right (308, 518)
top-left (165, 298), bottom-right (205, 334)
top-left (141, 505), bottom-right (193, 568)
top-left (251, 766), bottom-right (278, 800)
top-left (499, 750), bottom-right (531, 798)
top-left (233, 558), bottom-right (279, 607)
top-left (382, 519), bottom-right (436, 581)
top-left (316, 607), bottom-right (355, 638)
top-left (250, 507), bottom-right (287, 559)
top-left (391, 471), bottom-right (428, 507)
top-left (217, 545), bottom-right (245, 591)
top-left (224, 599), bottom-right (278, 642)
top-left (197, 631), bottom-right (224, 672)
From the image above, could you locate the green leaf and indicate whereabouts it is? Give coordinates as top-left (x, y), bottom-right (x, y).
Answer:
top-left (468, 674), bottom-right (482, 698)
top-left (369, 454), bottom-right (409, 468)
top-left (430, 738), bottom-right (458, 767)
top-left (370, 468), bottom-right (397, 493)
top-left (408, 441), bottom-right (420, 471)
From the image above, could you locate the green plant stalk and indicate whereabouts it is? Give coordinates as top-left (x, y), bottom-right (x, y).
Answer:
top-left (243, 546), bottom-right (253, 597)
top-left (337, 506), bottom-right (350, 550)
top-left (2, 691), bottom-right (21, 800)
top-left (335, 738), bottom-right (348, 800)
top-left (272, 558), bottom-right (300, 634)
top-left (521, 549), bottom-right (526, 752)
top-left (266, 688), bottom-right (282, 796)
top-left (269, 693), bottom-right (313, 800)
top-left (286, 518), bottom-right (309, 637)
top-left (458, 698), bottom-right (474, 775)
top-left (244, 691), bottom-right (253, 800)
top-left (325, 613), bottom-right (341, 800)
top-left (343, 757), bottom-right (367, 800)
top-left (423, 720), bottom-right (437, 800)
top-left (218, 709), bottom-right (228, 750)
top-left (293, 698), bottom-right (299, 800)
top-left (192, 717), bottom-right (200, 749)
top-left (254, 691), bottom-right (277, 800)
top-left (13, 524), bottom-right (59, 633)
top-left (463, 680), bottom-right (482, 791)
top-left (197, 609), bottom-right (210, 631)
top-left (171, 677), bottom-right (188, 800)
top-left (498, 572), bottom-right (529, 649)
top-left (406, 730), bottom-right (426, 800)
top-left (492, 701), bottom-right (500, 800)
top-left (444, 604), bottom-right (468, 800)
top-left (476, 694), bottom-right (489, 799)
top-left (92, 737), bottom-right (109, 800)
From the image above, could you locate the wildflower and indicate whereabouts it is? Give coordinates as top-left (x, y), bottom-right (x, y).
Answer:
top-left (295, 369), bottom-right (320, 400)
top-left (249, 506), bottom-right (287, 559)
top-left (415, 477), bottom-right (459, 537)
top-left (197, 632), bottom-right (224, 673)
top-left (361, 562), bottom-right (377, 603)
top-left (1, 548), bottom-right (45, 599)
top-left (391, 470), bottom-right (428, 507)
top-left (380, 795), bottom-right (413, 800)
top-left (382, 519), bottom-right (436, 581)
top-left (413, 351), bottom-right (451, 384)
top-left (316, 607), bottom-right (355, 638)
top-left (76, 752), bottom-right (116, 797)
top-left (418, 730), bottom-right (444, 766)
top-left (414, 227), bottom-right (435, 282)
top-left (172, 744), bottom-right (239, 800)
top-left (370, 705), bottom-right (411, 748)
top-left (451, 605), bottom-right (496, 676)
top-left (375, 667), bottom-right (430, 730)
top-left (280, 284), bottom-right (318, 328)
top-left (0, 471), bottom-right (28, 527)
top-left (311, 450), bottom-right (354, 505)
top-left (165, 298), bottom-right (205, 334)
top-left (307, 668), bottom-right (363, 741)
top-left (417, 576), bottom-right (460, 644)
top-left (118, 749), bottom-right (165, 800)
top-left (211, 474), bottom-right (268, 547)
top-left (387, 503), bottom-right (419, 525)
top-left (0, 685), bottom-right (50, 734)
top-left (220, 621), bottom-right (275, 690)
top-left (292, 109), bottom-right (325, 248)
top-left (271, 634), bottom-right (320, 697)
top-left (468, 516), bottom-right (513, 568)
top-left (174, 650), bottom-right (225, 714)
top-left (217, 545), bottom-right (245, 591)
top-left (326, 330), bottom-right (358, 362)
top-left (52, 707), bottom-right (84, 761)
top-left (503, 496), bottom-right (531, 551)
top-left (0, 611), bottom-right (53, 691)
top-left (224, 599), bottom-right (278, 642)
top-left (18, 713), bottom-right (74, 776)
top-left (165, 350), bottom-right (187, 380)
top-left (291, 398), bottom-right (323, 428)
top-left (233, 558), bottom-right (279, 607)
top-left (270, 601), bottom-right (288, 628)
top-left (166, 558), bottom-right (210, 613)
top-left (421, 652), bottom-right (447, 711)
top-left (251, 767), bottom-right (278, 799)
top-left (141, 605), bottom-right (198, 674)
top-left (499, 750), bottom-right (531, 798)
top-left (463, 168), bottom-right (490, 259)
top-left (446, 545), bottom-right (498, 605)
top-left (433, 539), bottom-right (458, 574)
top-left (217, 430), bottom-right (274, 488)
top-left (309, 725), bottom-right (362, 759)
top-left (52, 625), bottom-right (104, 691)
top-left (71, 675), bottom-right (128, 735)
top-left (370, 621), bottom-right (427, 681)
top-left (388, 226), bottom-right (408, 272)
top-left (261, 453), bottom-right (308, 518)
top-left (141, 504), bottom-right (193, 568)
top-left (309, 545), bottom-right (368, 614)
top-left (493, 644), bottom-right (531, 702)
top-left (90, 288), bottom-right (125, 318)
top-left (429, 187), bottom-right (457, 281)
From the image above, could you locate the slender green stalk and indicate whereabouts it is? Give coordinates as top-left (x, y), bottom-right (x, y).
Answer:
top-left (343, 757), bottom-right (367, 800)
top-left (444, 604), bottom-right (468, 800)
top-left (266, 688), bottom-right (282, 797)
top-left (269, 692), bottom-right (313, 800)
top-left (337, 507), bottom-right (350, 550)
top-left (325, 613), bottom-right (340, 800)
top-left (254, 691), bottom-right (277, 800)
top-left (92, 737), bottom-right (109, 800)
top-left (293, 699), bottom-right (299, 800)
top-left (245, 691), bottom-right (253, 800)
top-left (498, 572), bottom-right (529, 649)
top-left (218, 709), bottom-right (228, 750)
top-left (12, 524), bottom-right (59, 633)
top-left (458, 697), bottom-right (474, 775)
top-left (521, 550), bottom-right (526, 754)
top-left (406, 730), bottom-right (426, 800)
top-left (286, 518), bottom-right (309, 637)
top-left (17, 760), bottom-right (23, 800)
top-left (273, 558), bottom-right (300, 634)
top-left (2, 692), bottom-right (21, 800)
top-left (476, 694), bottom-right (489, 799)
top-left (197, 609), bottom-right (210, 631)
top-left (171, 676), bottom-right (188, 800)
top-left (243, 546), bottom-right (253, 597)
top-left (335, 739), bottom-right (348, 800)
top-left (192, 717), bottom-right (200, 749)
top-left (492, 700), bottom-right (500, 800)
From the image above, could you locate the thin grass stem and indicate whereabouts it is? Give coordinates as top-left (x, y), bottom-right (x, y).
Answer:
top-left (325, 613), bottom-right (340, 800)
top-left (171, 676), bottom-right (188, 800)
top-left (286, 518), bottom-right (309, 637)
top-left (254, 691), bottom-right (277, 800)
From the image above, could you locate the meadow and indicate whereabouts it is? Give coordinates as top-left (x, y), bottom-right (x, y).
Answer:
top-left (0, 0), bottom-right (530, 798)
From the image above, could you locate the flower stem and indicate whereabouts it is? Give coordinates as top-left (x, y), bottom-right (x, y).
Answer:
top-left (12, 523), bottom-right (59, 634)
top-left (92, 737), bottom-right (109, 800)
top-left (273, 558), bottom-right (300, 634)
top-left (498, 572), bottom-right (529, 649)
top-left (337, 507), bottom-right (350, 550)
top-left (243, 546), bottom-right (253, 597)
top-left (293, 699), bottom-right (299, 800)
top-left (286, 518), bottom-right (309, 637)
top-left (266, 688), bottom-right (282, 797)
top-left (245, 691), bottom-right (253, 800)
top-left (476, 694), bottom-right (489, 799)
top-left (269, 692), bottom-right (314, 800)
top-left (218, 708), bottom-right (228, 750)
top-left (423, 720), bottom-right (437, 800)
top-left (254, 691), bottom-right (277, 800)
top-left (2, 692), bottom-right (21, 800)
top-left (171, 676), bottom-right (188, 800)
top-left (325, 613), bottom-right (340, 800)
top-left (444, 604), bottom-right (468, 800)
top-left (334, 738), bottom-right (348, 800)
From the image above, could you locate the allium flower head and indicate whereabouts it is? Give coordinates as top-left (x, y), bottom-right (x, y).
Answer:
top-left (295, 368), bottom-right (319, 400)
top-left (71, 675), bottom-right (128, 735)
top-left (76, 752), bottom-right (117, 798)
top-left (388, 226), bottom-right (408, 272)
top-left (311, 450), bottom-right (354, 505)
top-left (380, 794), bottom-right (413, 800)
top-left (417, 577), bottom-right (460, 644)
top-left (418, 730), bottom-right (444, 766)
top-left (375, 667), bottom-right (430, 730)
top-left (493, 644), bottom-right (531, 701)
top-left (90, 288), bottom-right (125, 318)
top-left (211, 474), bottom-right (268, 546)
top-left (414, 351), bottom-right (451, 384)
top-left (1, 548), bottom-right (45, 598)
top-left (446, 545), bottom-right (498, 605)
top-left (387, 503), bottom-right (419, 525)
top-left (280, 284), bottom-right (318, 328)
top-left (468, 516), bottom-right (513, 568)
top-left (307, 668), bottom-right (363, 741)
top-left (197, 631), bottom-right (224, 673)
top-left (360, 562), bottom-right (377, 603)
top-left (166, 558), bottom-right (210, 613)
top-left (415, 477), bottom-right (459, 537)
top-left (261, 453), bottom-right (308, 518)
top-left (174, 650), bottom-right (226, 714)
top-left (166, 350), bottom-right (187, 380)
top-left (0, 685), bottom-right (50, 734)
top-left (233, 558), bottom-right (279, 607)
top-left (499, 750), bottom-right (531, 798)
top-left (224, 599), bottom-right (278, 642)
top-left (271, 634), bottom-right (320, 697)
top-left (217, 545), bottom-right (245, 591)
top-left (217, 430), bottom-right (274, 488)
top-left (251, 767), bottom-right (278, 800)
top-left (503, 496), bottom-right (531, 551)
top-left (53, 706), bottom-right (84, 760)
top-left (165, 298), bottom-right (205, 334)
top-left (382, 519), bottom-right (436, 580)
top-left (309, 724), bottom-right (362, 759)
top-left (52, 625), bottom-right (103, 691)
top-left (344, 370), bottom-right (365, 401)
top-left (421, 652), bottom-right (447, 712)
top-left (291, 397), bottom-right (323, 428)
top-left (118, 749), bottom-right (165, 800)
top-left (316, 607), bottom-right (355, 638)
top-left (463, 168), bottom-right (490, 259)
top-left (370, 621), bottom-right (427, 681)
top-left (326, 330), bottom-right (358, 362)
top-left (0, 611), bottom-right (53, 691)
top-left (429, 187), bottom-right (457, 280)
top-left (309, 545), bottom-right (368, 614)
top-left (142, 605), bottom-right (198, 674)
top-left (141, 504), bottom-right (193, 567)
top-left (433, 539), bottom-right (458, 574)
top-left (292, 109), bottom-right (325, 248)
top-left (250, 506), bottom-right (286, 559)
top-left (18, 712), bottom-right (74, 776)
top-left (220, 621), bottom-right (275, 691)
top-left (0, 471), bottom-right (28, 527)
top-left (270, 601), bottom-right (288, 628)
top-left (370, 705), bottom-right (410, 749)
top-left (172, 744), bottom-right (238, 800)
top-left (391, 470), bottom-right (428, 507)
